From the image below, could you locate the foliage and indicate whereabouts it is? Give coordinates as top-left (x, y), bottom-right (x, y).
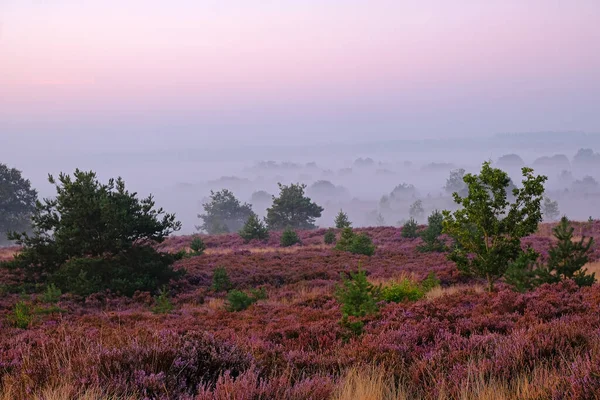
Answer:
top-left (212, 267), bottom-right (232, 292)
top-left (0, 163), bottom-right (38, 245)
top-left (8, 300), bottom-right (34, 329)
top-left (197, 190), bottom-right (254, 235)
top-left (505, 248), bottom-right (541, 292)
top-left (401, 218), bottom-right (419, 238)
top-left (375, 213), bottom-right (386, 227)
top-left (409, 199), bottom-right (425, 221)
top-left (190, 236), bottom-right (206, 255)
top-left (152, 287), bottom-right (174, 314)
top-left (225, 288), bottom-right (267, 312)
top-left (324, 229), bottom-right (336, 245)
top-left (442, 162), bottom-right (547, 291)
top-left (280, 228), bottom-right (301, 247)
top-left (4, 170), bottom-right (182, 296)
top-left (334, 228), bottom-right (376, 256)
top-left (420, 271), bottom-right (441, 291)
top-left (381, 273), bottom-right (440, 303)
top-left (335, 268), bottom-right (381, 318)
top-left (334, 210), bottom-right (352, 229)
top-left (444, 168), bottom-right (467, 197)
top-left (266, 183), bottom-right (324, 230)
top-left (41, 283), bottom-right (62, 304)
top-left (542, 197), bottom-right (560, 221)
top-left (239, 214), bottom-right (269, 243)
top-left (418, 210), bottom-right (446, 252)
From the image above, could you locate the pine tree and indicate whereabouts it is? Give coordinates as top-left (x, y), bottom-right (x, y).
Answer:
top-left (239, 214), bottom-right (269, 243)
top-left (334, 210), bottom-right (352, 229)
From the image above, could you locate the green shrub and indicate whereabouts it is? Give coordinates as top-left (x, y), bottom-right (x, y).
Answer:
top-left (334, 210), bottom-right (352, 229)
top-left (250, 287), bottom-right (268, 301)
top-left (417, 210), bottom-right (446, 252)
top-left (9, 301), bottom-right (34, 329)
top-left (335, 228), bottom-right (355, 251)
top-left (152, 287), bottom-right (174, 314)
top-left (51, 247), bottom-right (183, 297)
top-left (41, 283), bottom-right (62, 304)
top-left (239, 214), bottom-right (269, 243)
top-left (324, 229), bottom-right (336, 245)
top-left (225, 290), bottom-right (255, 312)
top-left (335, 228), bottom-right (376, 256)
top-left (190, 236), bottom-right (206, 255)
top-left (280, 228), bottom-right (301, 247)
top-left (420, 272), bottom-right (441, 292)
top-left (401, 218), bottom-right (419, 238)
top-left (381, 279), bottom-right (425, 302)
top-left (212, 267), bottom-right (233, 292)
top-left (335, 268), bottom-right (381, 318)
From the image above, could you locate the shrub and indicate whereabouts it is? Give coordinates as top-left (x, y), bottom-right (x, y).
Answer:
top-left (381, 279), bottom-right (425, 302)
top-left (335, 228), bottom-right (376, 256)
top-left (417, 210), bottom-right (446, 253)
top-left (41, 283), bottom-right (61, 304)
top-left (420, 272), bottom-right (441, 292)
top-left (324, 229), bottom-right (336, 245)
top-left (212, 267), bottom-right (233, 292)
top-left (190, 236), bottom-right (206, 255)
top-left (152, 287), bottom-right (174, 314)
top-left (239, 214), bottom-right (269, 243)
top-left (225, 290), bottom-right (255, 312)
top-left (335, 268), bottom-right (381, 318)
top-left (9, 301), bottom-right (34, 329)
top-left (280, 228), bottom-right (301, 247)
top-left (401, 218), bottom-right (419, 238)
top-left (335, 210), bottom-right (352, 229)
top-left (0, 163), bottom-right (37, 245)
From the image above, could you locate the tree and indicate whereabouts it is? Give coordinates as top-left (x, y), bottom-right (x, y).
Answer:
top-left (197, 190), bottom-right (254, 234)
top-left (280, 228), bottom-right (301, 247)
top-left (4, 170), bottom-right (182, 296)
top-left (417, 210), bottom-right (445, 253)
top-left (334, 228), bottom-right (376, 256)
top-left (324, 229), bottom-right (336, 244)
top-left (239, 213), bottom-right (269, 243)
top-left (190, 236), bottom-right (206, 255)
top-left (401, 218), bottom-right (419, 239)
top-left (266, 183), bottom-right (323, 230)
top-left (334, 209), bottom-right (352, 229)
top-left (442, 162), bottom-right (547, 292)
top-left (0, 164), bottom-right (38, 245)
top-left (541, 197), bottom-right (560, 221)
top-left (444, 168), bottom-right (467, 197)
top-left (409, 200), bottom-right (425, 222)
top-left (375, 213), bottom-right (386, 227)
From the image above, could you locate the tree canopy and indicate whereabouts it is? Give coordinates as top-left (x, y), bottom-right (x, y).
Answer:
top-left (266, 183), bottom-right (323, 230)
top-left (442, 162), bottom-right (547, 292)
top-left (197, 189), bottom-right (254, 234)
top-left (0, 163), bottom-right (38, 244)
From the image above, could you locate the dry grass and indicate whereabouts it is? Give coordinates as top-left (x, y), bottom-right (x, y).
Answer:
top-left (426, 284), bottom-right (485, 300)
top-left (367, 273), bottom-right (418, 287)
top-left (204, 244), bottom-right (330, 255)
top-left (584, 261), bottom-right (600, 276)
top-left (332, 367), bottom-right (409, 400)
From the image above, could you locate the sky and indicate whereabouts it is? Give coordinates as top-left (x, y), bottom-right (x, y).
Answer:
top-left (1, 0), bottom-right (600, 149)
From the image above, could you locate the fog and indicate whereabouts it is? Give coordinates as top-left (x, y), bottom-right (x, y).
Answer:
top-left (2, 132), bottom-right (600, 234)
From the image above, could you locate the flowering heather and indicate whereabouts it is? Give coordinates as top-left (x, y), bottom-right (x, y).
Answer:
top-left (1, 224), bottom-right (600, 399)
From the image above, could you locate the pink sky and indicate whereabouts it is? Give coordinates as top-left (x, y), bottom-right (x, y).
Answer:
top-left (1, 1), bottom-right (600, 144)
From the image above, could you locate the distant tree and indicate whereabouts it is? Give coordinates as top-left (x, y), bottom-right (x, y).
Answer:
top-left (4, 170), bottom-right (182, 296)
top-left (417, 210), bottom-right (445, 253)
top-left (442, 162), bottom-right (547, 292)
top-left (266, 183), bottom-right (323, 230)
top-left (444, 168), bottom-right (468, 197)
top-left (197, 190), bottom-right (254, 234)
top-left (0, 164), bottom-right (38, 245)
top-left (571, 176), bottom-right (600, 193)
top-left (497, 154), bottom-right (525, 168)
top-left (375, 213), bottom-right (386, 227)
top-left (390, 183), bottom-right (417, 201)
top-left (239, 213), bottom-right (269, 243)
top-left (249, 190), bottom-right (272, 215)
top-left (573, 148), bottom-right (600, 167)
top-left (280, 228), bottom-right (301, 247)
top-left (409, 200), bottom-right (425, 222)
top-left (401, 218), bottom-right (419, 239)
top-left (334, 209), bottom-right (352, 229)
top-left (324, 228), bottom-right (336, 245)
top-left (541, 197), bottom-right (560, 221)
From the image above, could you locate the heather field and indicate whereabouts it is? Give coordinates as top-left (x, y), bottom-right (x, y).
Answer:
top-left (1, 222), bottom-right (600, 399)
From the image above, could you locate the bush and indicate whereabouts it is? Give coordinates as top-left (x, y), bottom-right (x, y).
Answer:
top-left (324, 229), bottom-right (336, 245)
top-left (381, 279), bottom-right (424, 302)
top-left (190, 237), bottom-right (206, 255)
top-left (418, 211), bottom-right (446, 252)
top-left (335, 228), bottom-right (376, 256)
top-left (41, 283), bottom-right (61, 304)
top-left (334, 210), bottom-right (352, 229)
top-left (239, 214), bottom-right (269, 243)
top-left (212, 267), bottom-right (232, 292)
top-left (335, 268), bottom-right (381, 318)
top-left (225, 289), bottom-right (268, 312)
top-left (152, 287), bottom-right (174, 314)
top-left (280, 228), bottom-right (301, 247)
top-left (9, 301), bottom-right (34, 329)
top-left (401, 218), bottom-right (419, 238)
top-left (51, 247), bottom-right (183, 297)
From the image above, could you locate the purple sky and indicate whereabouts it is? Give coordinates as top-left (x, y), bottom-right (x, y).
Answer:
top-left (2, 1), bottom-right (600, 147)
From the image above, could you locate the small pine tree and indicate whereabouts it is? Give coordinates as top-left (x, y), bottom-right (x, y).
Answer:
top-left (324, 228), bottom-right (336, 244)
top-left (212, 267), bottom-right (233, 292)
top-left (335, 210), bottom-right (352, 229)
top-left (280, 228), bottom-right (301, 247)
top-left (544, 216), bottom-right (595, 286)
top-left (335, 267), bottom-right (381, 318)
top-left (401, 218), bottom-right (419, 238)
top-left (152, 287), bottom-right (174, 314)
top-left (349, 234), bottom-right (376, 256)
top-left (190, 236), bottom-right (206, 255)
top-left (225, 290), bottom-right (254, 312)
top-left (239, 214), bottom-right (269, 243)
top-left (417, 210), bottom-right (445, 252)
top-left (335, 227), bottom-right (355, 250)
